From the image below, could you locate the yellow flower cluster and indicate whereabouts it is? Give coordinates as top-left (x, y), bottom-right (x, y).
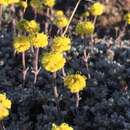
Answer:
top-left (124, 12), bottom-right (130, 24)
top-left (52, 123), bottom-right (73, 130)
top-left (41, 52), bottom-right (66, 72)
top-left (26, 20), bottom-right (40, 33)
top-left (64, 74), bottom-right (87, 93)
top-left (43, 0), bottom-right (56, 7)
top-left (76, 21), bottom-right (95, 35)
top-left (0, 93), bottom-right (11, 120)
top-left (30, 33), bottom-right (48, 48)
top-left (90, 2), bottom-right (105, 16)
top-left (0, 0), bottom-right (20, 5)
top-left (52, 36), bottom-right (71, 52)
top-left (54, 15), bottom-right (69, 28)
top-left (17, 19), bottom-right (40, 33)
top-left (54, 10), bottom-right (64, 17)
top-left (13, 36), bottom-right (30, 53)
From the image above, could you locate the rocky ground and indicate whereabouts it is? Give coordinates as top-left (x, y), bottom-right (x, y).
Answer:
top-left (0, 26), bottom-right (130, 130)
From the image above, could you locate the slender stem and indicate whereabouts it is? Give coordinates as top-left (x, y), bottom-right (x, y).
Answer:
top-left (0, 5), bottom-right (2, 30)
top-left (53, 72), bottom-right (58, 98)
top-left (62, 0), bottom-right (82, 36)
top-left (62, 67), bottom-right (66, 77)
top-left (22, 52), bottom-right (26, 70)
top-left (91, 16), bottom-right (97, 44)
top-left (76, 92), bottom-right (80, 108)
top-left (33, 47), bottom-right (40, 84)
top-left (93, 16), bottom-right (97, 25)
top-left (10, 4), bottom-right (16, 33)
top-left (0, 121), bottom-right (5, 130)
top-left (49, 7), bottom-right (53, 35)
top-left (34, 48), bottom-right (39, 72)
top-left (45, 8), bottom-right (50, 34)
top-left (22, 52), bottom-right (28, 81)
top-left (116, 22), bottom-right (127, 46)
top-left (23, 0), bottom-right (27, 13)
top-left (83, 36), bottom-right (88, 64)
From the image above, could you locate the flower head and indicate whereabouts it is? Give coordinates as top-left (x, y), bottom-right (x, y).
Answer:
top-left (52, 123), bottom-right (73, 130)
top-left (13, 36), bottom-right (30, 53)
top-left (26, 20), bottom-right (40, 33)
top-left (16, 19), bottom-right (28, 31)
top-left (0, 105), bottom-right (9, 120)
top-left (0, 93), bottom-right (6, 101)
top-left (64, 74), bottom-right (87, 93)
top-left (82, 11), bottom-right (90, 17)
top-left (41, 52), bottom-right (66, 72)
top-left (30, 33), bottom-right (48, 48)
top-left (43, 0), bottom-right (56, 7)
top-left (0, 0), bottom-right (20, 5)
top-left (90, 2), bottom-right (105, 16)
top-left (124, 12), bottom-right (130, 24)
top-left (76, 21), bottom-right (95, 35)
top-left (2, 99), bottom-right (11, 109)
top-left (54, 10), bottom-right (64, 17)
top-left (0, 93), bottom-right (11, 120)
top-left (52, 36), bottom-right (71, 52)
top-left (54, 16), bottom-right (69, 28)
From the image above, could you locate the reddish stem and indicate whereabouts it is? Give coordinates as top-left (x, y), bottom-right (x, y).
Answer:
top-left (22, 52), bottom-right (28, 81)
top-left (32, 47), bottom-right (41, 84)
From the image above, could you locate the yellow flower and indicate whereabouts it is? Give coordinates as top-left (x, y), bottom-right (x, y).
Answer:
top-left (43, 0), bottom-right (55, 7)
top-left (41, 52), bottom-right (66, 72)
top-left (26, 20), bottom-right (40, 33)
top-left (124, 12), bottom-right (130, 24)
top-left (76, 21), bottom-right (95, 35)
top-left (54, 16), bottom-right (69, 28)
top-left (52, 36), bottom-right (71, 52)
top-left (30, 33), bottom-right (48, 48)
top-left (2, 99), bottom-right (11, 109)
top-left (54, 10), bottom-right (64, 17)
top-left (0, 93), bottom-right (6, 102)
top-left (0, 105), bottom-right (9, 120)
top-left (13, 36), bottom-right (30, 53)
top-left (0, 0), bottom-right (8, 5)
top-left (64, 74), bottom-right (87, 93)
top-left (18, 0), bottom-right (28, 9)
top-left (0, 93), bottom-right (11, 120)
top-left (8, 0), bottom-right (20, 4)
top-left (82, 11), bottom-right (90, 17)
top-left (0, 0), bottom-right (20, 5)
top-left (52, 123), bottom-right (73, 130)
top-left (90, 2), bottom-right (105, 16)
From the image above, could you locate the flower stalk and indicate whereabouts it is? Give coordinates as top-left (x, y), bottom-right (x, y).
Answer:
top-left (116, 22), bottom-right (127, 47)
top-left (0, 5), bottom-right (2, 30)
top-left (45, 8), bottom-right (50, 34)
top-left (53, 72), bottom-right (60, 113)
top-left (0, 121), bottom-right (5, 130)
top-left (76, 92), bottom-right (80, 108)
top-left (62, 0), bottom-right (82, 36)
top-left (53, 72), bottom-right (59, 99)
top-left (22, 52), bottom-right (28, 82)
top-left (32, 47), bottom-right (41, 84)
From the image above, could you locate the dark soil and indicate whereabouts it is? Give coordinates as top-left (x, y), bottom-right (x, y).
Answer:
top-left (0, 28), bottom-right (130, 130)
